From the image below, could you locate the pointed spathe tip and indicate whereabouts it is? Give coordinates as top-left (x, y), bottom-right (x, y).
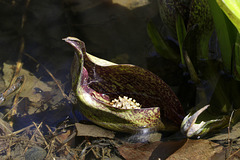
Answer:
top-left (62, 37), bottom-right (81, 42)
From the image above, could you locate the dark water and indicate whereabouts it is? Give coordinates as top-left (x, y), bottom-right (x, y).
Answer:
top-left (0, 0), bottom-right (170, 138)
top-left (1, 1), bottom-right (239, 159)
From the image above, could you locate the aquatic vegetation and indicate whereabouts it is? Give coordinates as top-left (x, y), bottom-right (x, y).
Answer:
top-left (64, 37), bottom-right (185, 133)
top-left (216, 0), bottom-right (240, 33)
top-left (148, 0), bottom-right (240, 137)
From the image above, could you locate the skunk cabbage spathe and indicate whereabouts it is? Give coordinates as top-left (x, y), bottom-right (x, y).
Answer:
top-left (64, 37), bottom-right (185, 133)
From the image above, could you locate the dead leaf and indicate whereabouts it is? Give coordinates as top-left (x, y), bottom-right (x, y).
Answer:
top-left (75, 123), bottom-right (115, 139)
top-left (56, 129), bottom-right (75, 148)
top-left (0, 118), bottom-right (13, 135)
top-left (150, 139), bottom-right (187, 160)
top-left (117, 139), bottom-right (186, 160)
top-left (209, 122), bottom-right (240, 145)
top-left (213, 149), bottom-right (240, 160)
top-left (167, 139), bottom-right (223, 160)
top-left (3, 63), bottom-right (52, 102)
top-left (118, 142), bottom-right (160, 160)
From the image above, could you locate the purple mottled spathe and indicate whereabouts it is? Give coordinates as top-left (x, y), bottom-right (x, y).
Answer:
top-left (64, 37), bottom-right (185, 133)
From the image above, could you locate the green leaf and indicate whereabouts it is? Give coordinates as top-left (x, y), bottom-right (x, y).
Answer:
top-left (176, 14), bottom-right (187, 66)
top-left (177, 23), bottom-right (199, 83)
top-left (233, 33), bottom-right (240, 80)
top-left (147, 22), bottom-right (180, 62)
top-left (209, 75), bottom-right (232, 114)
top-left (176, 14), bottom-right (200, 83)
top-left (208, 0), bottom-right (236, 71)
top-left (183, 51), bottom-right (200, 83)
top-left (216, 0), bottom-right (240, 33)
top-left (183, 25), bottom-right (199, 65)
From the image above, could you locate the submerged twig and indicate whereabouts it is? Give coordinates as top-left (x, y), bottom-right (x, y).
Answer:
top-left (227, 110), bottom-right (235, 144)
top-left (32, 122), bottom-right (49, 150)
top-left (0, 76), bottom-right (25, 105)
top-left (45, 124), bottom-right (63, 158)
top-left (11, 76), bottom-right (25, 116)
top-left (24, 53), bottom-right (70, 101)
top-left (3, 97), bottom-right (24, 119)
top-left (45, 124), bottom-right (77, 158)
top-left (7, 76), bottom-right (26, 127)
top-left (23, 122), bottom-right (43, 153)
top-left (7, 0), bottom-right (30, 92)
top-left (6, 137), bottom-right (12, 159)
top-left (56, 131), bottom-right (76, 152)
top-left (0, 75), bottom-right (25, 126)
top-left (1, 0), bottom-right (31, 124)
top-left (226, 110), bottom-right (235, 159)
top-left (0, 124), bottom-right (34, 139)
top-left (227, 148), bottom-right (240, 160)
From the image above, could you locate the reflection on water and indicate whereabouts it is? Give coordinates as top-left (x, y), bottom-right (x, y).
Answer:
top-left (119, 127), bottom-right (161, 143)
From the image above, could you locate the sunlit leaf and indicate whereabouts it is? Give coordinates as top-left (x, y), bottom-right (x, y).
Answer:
top-left (208, 0), bottom-right (237, 71)
top-left (216, 0), bottom-right (240, 33)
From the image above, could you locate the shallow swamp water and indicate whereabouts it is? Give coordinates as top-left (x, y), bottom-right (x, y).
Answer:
top-left (0, 0), bottom-right (239, 159)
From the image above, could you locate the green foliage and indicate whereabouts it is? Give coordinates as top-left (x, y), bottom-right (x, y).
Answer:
top-left (216, 0), bottom-right (240, 33)
top-left (176, 15), bottom-right (186, 66)
top-left (208, 0), bottom-right (240, 86)
top-left (147, 22), bottom-right (180, 62)
top-left (176, 15), bottom-right (200, 83)
top-left (233, 33), bottom-right (240, 80)
top-left (148, 0), bottom-right (240, 81)
top-left (208, 0), bottom-right (237, 72)
top-left (147, 0), bottom-right (240, 135)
